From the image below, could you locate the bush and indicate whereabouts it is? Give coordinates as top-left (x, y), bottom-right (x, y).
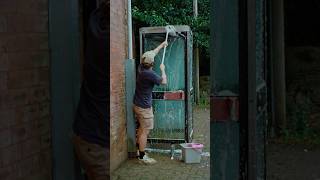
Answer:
top-left (132, 0), bottom-right (210, 56)
top-left (282, 88), bottom-right (320, 145)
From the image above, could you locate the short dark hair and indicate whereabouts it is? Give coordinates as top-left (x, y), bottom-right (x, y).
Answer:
top-left (142, 62), bottom-right (154, 69)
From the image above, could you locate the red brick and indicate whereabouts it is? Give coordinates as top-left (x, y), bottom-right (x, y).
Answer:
top-left (0, 53), bottom-right (9, 71)
top-left (40, 133), bottom-right (51, 150)
top-left (0, 129), bottom-right (12, 148)
top-left (7, 14), bottom-right (48, 33)
top-left (11, 121), bottom-right (38, 144)
top-left (38, 102), bottom-right (49, 118)
top-left (0, 109), bottom-right (15, 130)
top-left (0, 0), bottom-right (51, 179)
top-left (6, 69), bottom-right (50, 89)
top-left (20, 137), bottom-right (41, 158)
top-left (7, 69), bottom-right (39, 89)
top-left (22, 172), bottom-right (51, 180)
top-left (16, 155), bottom-right (40, 178)
top-left (0, 0), bottom-right (17, 13)
top-left (38, 68), bottom-right (49, 86)
top-left (28, 87), bottom-right (50, 104)
top-left (8, 52), bottom-right (49, 70)
top-left (0, 35), bottom-right (9, 53)
top-left (0, 165), bottom-right (16, 180)
top-left (37, 116), bottom-right (50, 135)
top-left (0, 144), bottom-right (21, 167)
top-left (16, 0), bottom-right (48, 15)
top-left (0, 87), bottom-right (50, 109)
top-left (11, 125), bottom-right (28, 144)
top-left (14, 104), bottom-right (39, 125)
top-left (38, 150), bottom-right (52, 172)
top-left (0, 71), bottom-right (7, 91)
top-left (0, 34), bottom-right (48, 53)
top-left (0, 89), bottom-right (27, 109)
top-left (110, 0), bottom-right (128, 172)
top-left (0, 15), bottom-right (7, 33)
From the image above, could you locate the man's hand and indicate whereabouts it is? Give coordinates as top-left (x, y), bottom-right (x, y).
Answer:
top-left (160, 63), bottom-right (165, 71)
top-left (162, 41), bottom-right (168, 48)
top-left (153, 41), bottom-right (168, 55)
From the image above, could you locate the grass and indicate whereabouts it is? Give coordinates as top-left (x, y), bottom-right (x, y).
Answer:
top-left (272, 90), bottom-right (320, 147)
top-left (197, 89), bottom-right (209, 108)
top-left (197, 76), bottom-right (210, 108)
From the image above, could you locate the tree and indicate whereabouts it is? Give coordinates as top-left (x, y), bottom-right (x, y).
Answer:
top-left (132, 0), bottom-right (210, 56)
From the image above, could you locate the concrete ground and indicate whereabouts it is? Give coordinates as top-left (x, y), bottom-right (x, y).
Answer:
top-left (111, 106), bottom-right (210, 180)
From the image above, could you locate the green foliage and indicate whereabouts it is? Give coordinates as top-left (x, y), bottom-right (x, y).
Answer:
top-left (280, 90), bottom-right (320, 146)
top-left (197, 76), bottom-right (210, 107)
top-left (132, 0), bottom-right (210, 55)
top-left (198, 90), bottom-right (209, 108)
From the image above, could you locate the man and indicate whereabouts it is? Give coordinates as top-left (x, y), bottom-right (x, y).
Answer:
top-left (72, 1), bottom-right (109, 179)
top-left (133, 40), bottom-right (168, 164)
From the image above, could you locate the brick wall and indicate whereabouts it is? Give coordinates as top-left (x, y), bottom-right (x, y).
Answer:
top-left (110, 0), bottom-right (128, 172)
top-left (0, 0), bottom-right (52, 179)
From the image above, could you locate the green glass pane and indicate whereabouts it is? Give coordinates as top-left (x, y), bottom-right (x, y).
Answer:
top-left (143, 34), bottom-right (187, 140)
top-left (143, 35), bottom-right (185, 91)
top-left (149, 100), bottom-right (185, 139)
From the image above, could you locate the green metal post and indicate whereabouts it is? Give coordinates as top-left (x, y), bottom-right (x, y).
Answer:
top-left (125, 59), bottom-right (136, 157)
top-left (211, 0), bottom-right (240, 179)
top-left (49, 0), bottom-right (81, 179)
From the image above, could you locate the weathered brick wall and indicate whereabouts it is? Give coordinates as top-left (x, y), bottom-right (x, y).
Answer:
top-left (110, 0), bottom-right (128, 172)
top-left (0, 0), bottom-right (52, 179)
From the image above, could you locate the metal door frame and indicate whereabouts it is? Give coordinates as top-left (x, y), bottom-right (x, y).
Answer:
top-left (138, 26), bottom-right (193, 144)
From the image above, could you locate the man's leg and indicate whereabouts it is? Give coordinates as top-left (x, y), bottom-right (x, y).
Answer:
top-left (72, 135), bottom-right (109, 180)
top-left (134, 105), bottom-right (156, 163)
top-left (138, 128), bottom-right (150, 152)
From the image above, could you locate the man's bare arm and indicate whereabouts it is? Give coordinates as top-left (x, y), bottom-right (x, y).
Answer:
top-left (160, 64), bottom-right (167, 85)
top-left (153, 41), bottom-right (168, 55)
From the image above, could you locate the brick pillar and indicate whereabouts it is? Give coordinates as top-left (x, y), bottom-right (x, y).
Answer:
top-left (0, 0), bottom-right (52, 179)
top-left (110, 0), bottom-right (128, 173)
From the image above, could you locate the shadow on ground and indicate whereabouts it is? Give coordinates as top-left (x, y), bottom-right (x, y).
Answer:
top-left (267, 143), bottom-right (320, 180)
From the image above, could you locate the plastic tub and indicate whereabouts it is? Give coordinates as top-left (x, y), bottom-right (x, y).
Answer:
top-left (180, 143), bottom-right (204, 163)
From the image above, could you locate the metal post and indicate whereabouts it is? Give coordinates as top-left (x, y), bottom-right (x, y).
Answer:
top-left (271, 0), bottom-right (286, 135)
top-left (128, 0), bottom-right (133, 59)
top-left (247, 0), bottom-right (257, 178)
top-left (193, 0), bottom-right (200, 104)
top-left (126, 0), bottom-right (137, 157)
top-left (49, 0), bottom-right (81, 179)
top-left (211, 0), bottom-right (241, 179)
top-left (193, 0), bottom-right (198, 17)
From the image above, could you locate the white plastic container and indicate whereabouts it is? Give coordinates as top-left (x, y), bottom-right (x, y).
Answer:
top-left (180, 143), bottom-right (204, 163)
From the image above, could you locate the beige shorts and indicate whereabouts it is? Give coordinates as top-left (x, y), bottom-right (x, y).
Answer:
top-left (133, 105), bottom-right (154, 129)
top-left (72, 135), bottom-right (109, 180)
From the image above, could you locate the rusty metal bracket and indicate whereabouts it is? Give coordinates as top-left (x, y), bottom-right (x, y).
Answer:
top-left (211, 96), bottom-right (239, 122)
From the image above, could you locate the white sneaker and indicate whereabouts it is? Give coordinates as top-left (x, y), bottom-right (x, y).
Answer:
top-left (138, 155), bottom-right (157, 165)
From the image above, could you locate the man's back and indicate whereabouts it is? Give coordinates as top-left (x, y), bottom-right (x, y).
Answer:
top-left (134, 65), bottom-right (162, 109)
top-left (73, 4), bottom-right (108, 147)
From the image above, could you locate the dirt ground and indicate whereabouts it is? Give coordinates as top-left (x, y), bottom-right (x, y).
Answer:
top-left (111, 106), bottom-right (210, 180)
top-left (267, 143), bottom-right (320, 180)
top-left (111, 105), bottom-right (320, 179)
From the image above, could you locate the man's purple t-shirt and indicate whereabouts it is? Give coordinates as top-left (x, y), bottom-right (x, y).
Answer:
top-left (134, 65), bottom-right (162, 108)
